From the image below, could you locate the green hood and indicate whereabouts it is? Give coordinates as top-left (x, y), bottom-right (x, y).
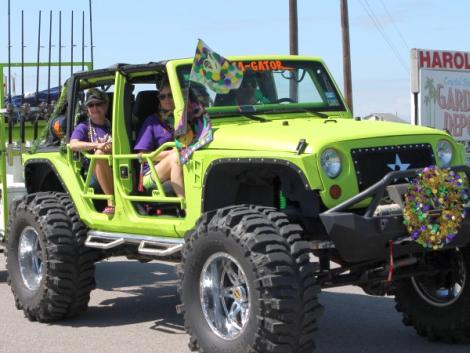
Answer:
top-left (209, 117), bottom-right (445, 153)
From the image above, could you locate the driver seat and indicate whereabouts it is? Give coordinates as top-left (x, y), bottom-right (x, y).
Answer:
top-left (132, 90), bottom-right (159, 141)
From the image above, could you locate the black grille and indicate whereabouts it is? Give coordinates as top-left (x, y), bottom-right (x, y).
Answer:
top-left (351, 143), bottom-right (435, 191)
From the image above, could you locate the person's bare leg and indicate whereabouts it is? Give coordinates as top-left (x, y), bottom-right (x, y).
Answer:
top-left (155, 152), bottom-right (184, 197)
top-left (155, 157), bottom-right (171, 183)
top-left (94, 149), bottom-right (114, 207)
top-left (169, 153), bottom-right (184, 197)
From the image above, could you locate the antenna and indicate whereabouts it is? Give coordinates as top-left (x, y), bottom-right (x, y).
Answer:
top-left (58, 11), bottom-right (62, 87)
top-left (20, 10), bottom-right (26, 148)
top-left (36, 10), bottom-right (42, 105)
top-left (7, 0), bottom-right (12, 103)
top-left (47, 10), bottom-right (52, 103)
top-left (82, 11), bottom-right (85, 71)
top-left (21, 10), bottom-right (25, 103)
top-left (89, 0), bottom-right (94, 69)
top-left (70, 11), bottom-right (74, 77)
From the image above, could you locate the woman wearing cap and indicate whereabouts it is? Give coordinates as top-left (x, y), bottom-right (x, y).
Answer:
top-left (70, 88), bottom-right (115, 215)
top-left (134, 78), bottom-right (184, 197)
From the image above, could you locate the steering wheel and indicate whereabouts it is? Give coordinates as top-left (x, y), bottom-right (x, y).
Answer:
top-left (276, 97), bottom-right (296, 104)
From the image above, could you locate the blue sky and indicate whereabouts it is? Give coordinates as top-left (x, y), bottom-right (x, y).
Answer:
top-left (2, 0), bottom-right (470, 121)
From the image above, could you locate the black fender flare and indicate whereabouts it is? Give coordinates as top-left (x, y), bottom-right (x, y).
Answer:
top-left (24, 159), bottom-right (67, 194)
top-left (201, 157), bottom-right (319, 216)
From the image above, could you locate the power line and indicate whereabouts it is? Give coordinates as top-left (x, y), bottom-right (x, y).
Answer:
top-left (379, 0), bottom-right (410, 51)
top-left (358, 0), bottom-right (409, 73)
top-left (362, 0), bottom-right (408, 72)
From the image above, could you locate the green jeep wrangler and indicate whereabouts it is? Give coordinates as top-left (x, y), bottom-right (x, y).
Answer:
top-left (2, 55), bottom-right (470, 353)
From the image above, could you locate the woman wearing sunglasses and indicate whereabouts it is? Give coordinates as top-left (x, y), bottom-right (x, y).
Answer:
top-left (134, 78), bottom-right (184, 197)
top-left (70, 88), bottom-right (115, 214)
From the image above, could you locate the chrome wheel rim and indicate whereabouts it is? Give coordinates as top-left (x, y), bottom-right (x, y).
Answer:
top-left (18, 226), bottom-right (43, 291)
top-left (200, 252), bottom-right (251, 340)
top-left (412, 250), bottom-right (466, 307)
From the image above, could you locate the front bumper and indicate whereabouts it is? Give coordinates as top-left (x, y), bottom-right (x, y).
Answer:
top-left (319, 166), bottom-right (470, 263)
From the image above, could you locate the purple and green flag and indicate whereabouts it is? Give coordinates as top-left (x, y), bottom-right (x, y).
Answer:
top-left (176, 40), bottom-right (243, 164)
top-left (190, 39), bottom-right (243, 94)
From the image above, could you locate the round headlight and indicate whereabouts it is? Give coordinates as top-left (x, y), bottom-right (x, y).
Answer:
top-left (437, 140), bottom-right (453, 167)
top-left (321, 148), bottom-right (342, 178)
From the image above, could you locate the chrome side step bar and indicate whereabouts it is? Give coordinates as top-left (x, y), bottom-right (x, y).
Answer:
top-left (85, 230), bottom-right (184, 257)
top-left (138, 241), bottom-right (182, 256)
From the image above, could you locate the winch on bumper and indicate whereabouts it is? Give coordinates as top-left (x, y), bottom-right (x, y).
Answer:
top-left (319, 166), bottom-right (470, 263)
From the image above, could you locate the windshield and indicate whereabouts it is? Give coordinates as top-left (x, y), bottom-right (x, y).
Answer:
top-left (176, 59), bottom-right (345, 116)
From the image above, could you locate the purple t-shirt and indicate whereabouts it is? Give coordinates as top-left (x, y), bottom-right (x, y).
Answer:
top-left (71, 121), bottom-right (111, 143)
top-left (134, 114), bottom-right (174, 152)
top-left (71, 120), bottom-right (111, 170)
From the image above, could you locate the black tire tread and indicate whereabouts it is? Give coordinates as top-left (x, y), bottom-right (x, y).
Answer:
top-left (394, 247), bottom-right (470, 343)
top-left (178, 205), bottom-right (323, 353)
top-left (6, 192), bottom-right (96, 322)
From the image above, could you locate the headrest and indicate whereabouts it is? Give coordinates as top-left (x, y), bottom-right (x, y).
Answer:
top-left (106, 92), bottom-right (114, 104)
top-left (133, 90), bottom-right (158, 120)
top-left (105, 92), bottom-right (114, 119)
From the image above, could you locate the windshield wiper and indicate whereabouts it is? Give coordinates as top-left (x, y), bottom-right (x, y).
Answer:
top-left (213, 112), bottom-right (267, 122)
top-left (237, 105), bottom-right (267, 121)
top-left (289, 108), bottom-right (329, 118)
top-left (239, 112), bottom-right (267, 122)
top-left (209, 105), bottom-right (267, 122)
top-left (251, 107), bottom-right (329, 119)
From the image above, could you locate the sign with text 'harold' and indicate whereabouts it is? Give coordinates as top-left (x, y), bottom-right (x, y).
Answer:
top-left (411, 49), bottom-right (470, 164)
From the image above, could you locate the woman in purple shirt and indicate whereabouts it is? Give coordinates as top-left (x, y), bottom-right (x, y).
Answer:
top-left (134, 79), bottom-right (184, 197)
top-left (70, 88), bottom-right (115, 214)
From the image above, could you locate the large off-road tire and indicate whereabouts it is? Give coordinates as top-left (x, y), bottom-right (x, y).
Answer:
top-left (394, 247), bottom-right (470, 342)
top-left (178, 205), bottom-right (323, 353)
top-left (6, 192), bottom-right (96, 322)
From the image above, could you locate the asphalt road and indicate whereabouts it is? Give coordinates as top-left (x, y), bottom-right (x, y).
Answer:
top-left (0, 255), bottom-right (469, 353)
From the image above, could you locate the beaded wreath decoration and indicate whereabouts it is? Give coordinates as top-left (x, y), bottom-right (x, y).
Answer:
top-left (403, 166), bottom-right (468, 249)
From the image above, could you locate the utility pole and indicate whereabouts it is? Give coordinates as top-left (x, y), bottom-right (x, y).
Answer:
top-left (341, 0), bottom-right (353, 114)
top-left (289, 0), bottom-right (298, 101)
top-left (289, 0), bottom-right (298, 55)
